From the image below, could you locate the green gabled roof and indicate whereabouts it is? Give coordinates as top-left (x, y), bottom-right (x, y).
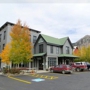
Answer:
top-left (59, 37), bottom-right (68, 45)
top-left (41, 34), bottom-right (60, 45)
top-left (59, 54), bottom-right (78, 58)
top-left (41, 34), bottom-right (68, 46)
top-left (33, 53), bottom-right (46, 57)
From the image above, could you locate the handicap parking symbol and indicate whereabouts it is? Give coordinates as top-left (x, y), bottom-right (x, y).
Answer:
top-left (32, 78), bottom-right (45, 82)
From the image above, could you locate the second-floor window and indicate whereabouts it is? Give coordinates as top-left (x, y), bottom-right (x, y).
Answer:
top-left (0, 34), bottom-right (1, 42)
top-left (4, 31), bottom-right (6, 40)
top-left (66, 46), bottom-right (69, 54)
top-left (33, 36), bottom-right (37, 43)
top-left (50, 46), bottom-right (53, 53)
top-left (56, 47), bottom-right (59, 54)
top-left (3, 44), bottom-right (5, 50)
top-left (39, 44), bottom-right (43, 53)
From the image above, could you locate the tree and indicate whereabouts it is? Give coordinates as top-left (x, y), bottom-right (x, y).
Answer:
top-left (73, 46), bottom-right (90, 62)
top-left (0, 44), bottom-right (10, 65)
top-left (9, 20), bottom-right (33, 66)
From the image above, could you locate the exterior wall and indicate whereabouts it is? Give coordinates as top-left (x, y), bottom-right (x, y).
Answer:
top-left (47, 45), bottom-right (61, 56)
top-left (63, 40), bottom-right (73, 54)
top-left (0, 25), bottom-right (9, 68)
top-left (0, 26), bottom-right (8, 53)
top-left (0, 24), bottom-right (40, 53)
top-left (46, 45), bottom-right (60, 69)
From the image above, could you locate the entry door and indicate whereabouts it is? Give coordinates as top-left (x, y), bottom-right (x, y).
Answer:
top-left (39, 60), bottom-right (43, 70)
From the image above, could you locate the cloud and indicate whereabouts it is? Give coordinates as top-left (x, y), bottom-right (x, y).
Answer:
top-left (0, 0), bottom-right (90, 3)
top-left (0, 3), bottom-right (90, 43)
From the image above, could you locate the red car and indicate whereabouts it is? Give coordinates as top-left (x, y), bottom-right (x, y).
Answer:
top-left (50, 64), bottom-right (73, 74)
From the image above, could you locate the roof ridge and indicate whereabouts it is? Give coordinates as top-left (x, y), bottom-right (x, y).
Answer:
top-left (0, 22), bottom-right (41, 33)
top-left (41, 34), bottom-right (59, 39)
top-left (41, 34), bottom-right (68, 46)
top-left (59, 36), bottom-right (68, 39)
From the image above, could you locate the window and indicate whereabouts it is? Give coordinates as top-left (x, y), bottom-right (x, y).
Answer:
top-left (56, 47), bottom-right (59, 54)
top-left (66, 46), bottom-right (69, 54)
top-left (50, 46), bottom-right (53, 53)
top-left (33, 36), bottom-right (37, 43)
top-left (39, 44), bottom-right (43, 53)
top-left (3, 44), bottom-right (5, 50)
top-left (4, 31), bottom-right (6, 40)
top-left (48, 57), bottom-right (56, 67)
top-left (0, 34), bottom-right (1, 42)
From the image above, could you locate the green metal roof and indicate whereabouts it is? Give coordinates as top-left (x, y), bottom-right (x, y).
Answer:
top-left (33, 53), bottom-right (46, 57)
top-left (59, 37), bottom-right (68, 45)
top-left (41, 34), bottom-right (68, 45)
top-left (59, 54), bottom-right (78, 58)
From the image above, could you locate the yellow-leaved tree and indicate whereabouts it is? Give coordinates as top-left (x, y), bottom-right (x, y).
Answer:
top-left (73, 46), bottom-right (90, 62)
top-left (9, 20), bottom-right (33, 67)
top-left (0, 44), bottom-right (10, 65)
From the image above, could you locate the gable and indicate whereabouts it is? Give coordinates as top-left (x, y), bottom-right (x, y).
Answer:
top-left (63, 38), bottom-right (73, 49)
top-left (34, 35), bottom-right (46, 47)
top-left (38, 38), bottom-right (44, 43)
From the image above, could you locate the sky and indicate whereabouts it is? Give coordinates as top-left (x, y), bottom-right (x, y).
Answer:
top-left (0, 1), bottom-right (90, 43)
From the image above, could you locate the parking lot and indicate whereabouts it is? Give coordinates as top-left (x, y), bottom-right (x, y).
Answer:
top-left (0, 71), bottom-right (90, 90)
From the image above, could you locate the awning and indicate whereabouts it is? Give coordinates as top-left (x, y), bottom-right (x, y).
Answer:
top-left (59, 54), bottom-right (78, 58)
top-left (33, 53), bottom-right (46, 57)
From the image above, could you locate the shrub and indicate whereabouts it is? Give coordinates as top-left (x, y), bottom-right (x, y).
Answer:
top-left (9, 68), bottom-right (20, 74)
top-left (3, 68), bottom-right (21, 74)
top-left (3, 68), bottom-right (9, 74)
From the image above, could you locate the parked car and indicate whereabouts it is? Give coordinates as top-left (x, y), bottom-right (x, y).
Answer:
top-left (50, 64), bottom-right (73, 74)
top-left (85, 62), bottom-right (90, 70)
top-left (70, 62), bottom-right (87, 72)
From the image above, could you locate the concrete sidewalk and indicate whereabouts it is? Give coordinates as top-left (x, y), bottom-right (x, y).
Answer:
top-left (0, 70), bottom-right (49, 76)
top-left (36, 70), bottom-right (49, 73)
top-left (0, 72), bottom-right (3, 75)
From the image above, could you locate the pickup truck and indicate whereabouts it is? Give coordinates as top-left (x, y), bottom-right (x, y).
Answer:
top-left (70, 62), bottom-right (87, 72)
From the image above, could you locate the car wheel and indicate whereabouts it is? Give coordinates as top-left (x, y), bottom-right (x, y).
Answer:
top-left (62, 71), bottom-right (65, 74)
top-left (76, 68), bottom-right (80, 72)
top-left (50, 69), bottom-right (54, 73)
top-left (72, 67), bottom-right (75, 72)
top-left (88, 68), bottom-right (90, 71)
top-left (70, 71), bottom-right (73, 74)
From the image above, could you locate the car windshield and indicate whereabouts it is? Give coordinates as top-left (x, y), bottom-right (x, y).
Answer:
top-left (76, 63), bottom-right (81, 65)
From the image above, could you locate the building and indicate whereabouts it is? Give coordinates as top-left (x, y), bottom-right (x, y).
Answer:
top-left (0, 22), bottom-right (40, 68)
top-left (0, 22), bottom-right (77, 70)
top-left (33, 34), bottom-right (77, 70)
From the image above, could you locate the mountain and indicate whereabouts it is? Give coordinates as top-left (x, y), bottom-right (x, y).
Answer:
top-left (73, 35), bottom-right (90, 48)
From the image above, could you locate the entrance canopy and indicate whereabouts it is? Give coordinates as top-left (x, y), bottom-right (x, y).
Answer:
top-left (59, 54), bottom-right (78, 58)
top-left (33, 53), bottom-right (46, 57)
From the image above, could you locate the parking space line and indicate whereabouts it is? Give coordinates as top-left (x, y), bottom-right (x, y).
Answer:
top-left (50, 76), bottom-right (58, 79)
top-left (28, 74), bottom-right (58, 80)
top-left (8, 76), bottom-right (31, 84)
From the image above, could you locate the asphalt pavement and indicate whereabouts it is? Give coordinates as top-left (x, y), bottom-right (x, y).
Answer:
top-left (0, 71), bottom-right (90, 90)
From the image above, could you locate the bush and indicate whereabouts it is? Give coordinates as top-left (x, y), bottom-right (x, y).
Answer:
top-left (3, 68), bottom-right (9, 74)
top-left (9, 68), bottom-right (20, 74)
top-left (46, 68), bottom-right (48, 71)
top-left (3, 68), bottom-right (21, 74)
